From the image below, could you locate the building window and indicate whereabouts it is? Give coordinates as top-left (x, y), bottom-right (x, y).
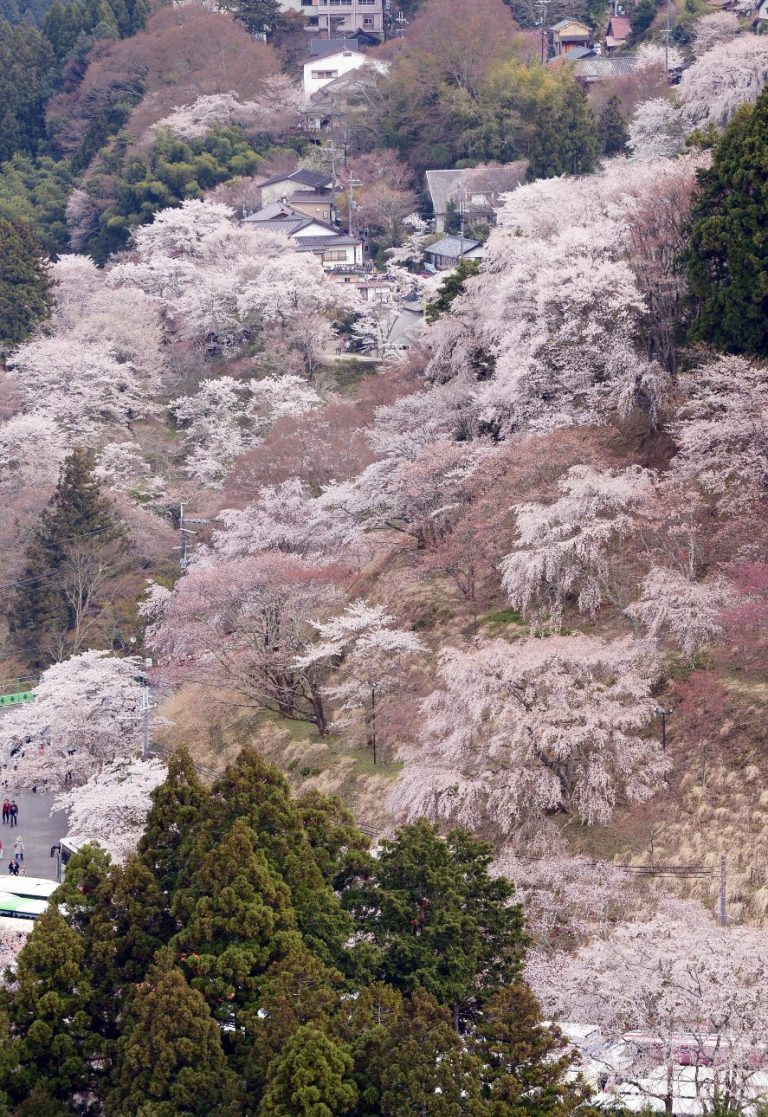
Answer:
top-left (311, 69), bottom-right (339, 78)
top-left (363, 15), bottom-right (373, 23)
top-left (323, 249), bottom-right (350, 261)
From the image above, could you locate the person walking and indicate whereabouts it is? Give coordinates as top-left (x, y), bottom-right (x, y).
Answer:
top-left (1, 800), bottom-right (9, 825)
top-left (9, 801), bottom-right (18, 828)
top-left (13, 836), bottom-right (23, 865)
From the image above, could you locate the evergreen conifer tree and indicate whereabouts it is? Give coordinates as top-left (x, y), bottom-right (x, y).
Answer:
top-left (258, 1024), bottom-right (357, 1117)
top-left (527, 80), bottom-right (599, 179)
top-left (172, 819), bottom-right (299, 1018)
top-left (220, 0), bottom-right (280, 33)
top-left (597, 94), bottom-right (629, 156)
top-left (378, 988), bottom-right (482, 1117)
top-left (107, 952), bottom-right (242, 1117)
top-left (347, 820), bottom-right (525, 1030)
top-left (687, 88), bottom-right (768, 356)
top-left (138, 747), bottom-right (210, 897)
top-left (340, 983), bottom-right (405, 1117)
top-left (12, 447), bottom-right (125, 661)
top-left (478, 983), bottom-right (596, 1115)
top-left (244, 945), bottom-right (344, 1092)
top-left (6, 907), bottom-right (99, 1105)
top-left (0, 216), bottom-right (52, 344)
top-left (210, 750), bottom-right (354, 968)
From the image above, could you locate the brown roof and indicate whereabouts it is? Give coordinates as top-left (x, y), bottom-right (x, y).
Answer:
top-left (607, 15), bottom-right (631, 37)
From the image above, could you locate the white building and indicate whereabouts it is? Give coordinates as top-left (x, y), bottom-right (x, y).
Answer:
top-left (280, 0), bottom-right (384, 39)
top-left (302, 46), bottom-right (371, 96)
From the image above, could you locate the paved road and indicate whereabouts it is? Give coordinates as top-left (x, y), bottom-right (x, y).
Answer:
top-left (0, 792), bottom-right (68, 881)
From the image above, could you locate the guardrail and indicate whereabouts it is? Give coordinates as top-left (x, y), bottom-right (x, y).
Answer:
top-left (0, 677), bottom-right (39, 707)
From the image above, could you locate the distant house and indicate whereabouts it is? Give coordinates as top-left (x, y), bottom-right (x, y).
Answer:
top-left (425, 164), bottom-right (527, 234)
top-left (243, 212), bottom-right (363, 270)
top-left (303, 62), bottom-right (388, 132)
top-left (605, 15), bottom-right (630, 50)
top-left (385, 298), bottom-right (425, 352)
top-left (423, 236), bottom-right (484, 272)
top-left (551, 18), bottom-right (592, 55)
top-left (259, 169), bottom-right (333, 208)
top-left (571, 54), bottom-right (638, 84)
top-left (303, 47), bottom-right (370, 97)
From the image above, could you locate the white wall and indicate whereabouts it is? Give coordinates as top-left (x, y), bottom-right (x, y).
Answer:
top-left (303, 48), bottom-right (367, 96)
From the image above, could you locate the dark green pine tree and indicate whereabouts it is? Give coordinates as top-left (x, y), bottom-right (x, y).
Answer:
top-left (687, 88), bottom-right (768, 357)
top-left (378, 988), bottom-right (482, 1117)
top-left (107, 951), bottom-right (242, 1117)
top-left (4, 906), bottom-right (100, 1107)
top-left (52, 840), bottom-right (113, 937)
top-left (527, 79), bottom-right (600, 179)
top-left (426, 259), bottom-right (481, 324)
top-left (88, 855), bottom-right (176, 1042)
top-left (221, 0), bottom-right (280, 33)
top-left (347, 820), bottom-right (526, 1030)
top-left (209, 749), bottom-right (355, 969)
top-left (340, 982), bottom-right (405, 1117)
top-left (0, 216), bottom-right (52, 345)
top-left (597, 94), bottom-right (629, 156)
top-left (244, 944), bottom-right (344, 1094)
top-left (258, 1024), bottom-right (357, 1117)
top-left (11, 447), bottom-right (125, 661)
top-left (138, 746), bottom-right (210, 898)
top-left (172, 818), bottom-right (299, 1019)
top-left (295, 789), bottom-right (370, 890)
top-left (477, 983), bottom-right (597, 1116)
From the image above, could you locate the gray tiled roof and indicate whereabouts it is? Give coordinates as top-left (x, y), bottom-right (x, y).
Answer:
top-left (573, 54), bottom-right (638, 80)
top-left (426, 235), bottom-right (482, 258)
top-left (295, 235), bottom-right (361, 248)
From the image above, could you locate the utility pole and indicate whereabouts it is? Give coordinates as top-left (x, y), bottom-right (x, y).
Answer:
top-left (176, 503), bottom-right (213, 572)
top-left (140, 657), bottom-right (153, 760)
top-left (660, 708), bottom-right (671, 751)
top-left (348, 178), bottom-right (363, 237)
top-left (367, 679), bottom-right (379, 765)
top-left (720, 854), bottom-right (727, 927)
top-left (665, 0), bottom-right (670, 81)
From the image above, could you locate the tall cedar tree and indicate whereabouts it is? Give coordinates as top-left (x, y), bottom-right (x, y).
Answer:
top-left (527, 79), bottom-right (599, 179)
top-left (171, 818), bottom-right (299, 1020)
top-left (479, 983), bottom-right (597, 1116)
top-left (107, 952), bottom-right (242, 1117)
top-left (597, 94), bottom-right (629, 156)
top-left (220, 0), bottom-right (280, 33)
top-left (0, 216), bottom-right (52, 344)
top-left (258, 1023), bottom-right (357, 1117)
top-left (206, 748), bottom-right (355, 969)
top-left (138, 746), bottom-right (210, 897)
top-left (687, 87), bottom-right (768, 356)
top-left (244, 945), bottom-right (344, 1092)
top-left (0, 23), bottom-right (54, 161)
top-left (5, 906), bottom-right (99, 1106)
top-left (346, 820), bottom-right (526, 1030)
top-left (339, 983), bottom-right (405, 1117)
top-left (378, 988), bottom-right (483, 1116)
top-left (12, 447), bottom-right (125, 661)
top-left (87, 855), bottom-right (176, 1042)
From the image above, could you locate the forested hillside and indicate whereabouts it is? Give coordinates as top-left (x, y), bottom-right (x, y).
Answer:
top-left (1, 0), bottom-right (768, 1110)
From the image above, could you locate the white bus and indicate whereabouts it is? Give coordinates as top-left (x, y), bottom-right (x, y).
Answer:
top-left (0, 876), bottom-right (58, 921)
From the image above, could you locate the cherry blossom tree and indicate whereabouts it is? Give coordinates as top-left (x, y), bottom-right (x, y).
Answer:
top-left (94, 443), bottom-right (166, 503)
top-left (170, 375), bottom-right (320, 487)
top-left (692, 11), bottom-right (738, 57)
top-left (212, 479), bottom-right (350, 560)
top-left (679, 36), bottom-right (768, 128)
top-left (391, 634), bottom-right (666, 832)
top-left (6, 337), bottom-right (156, 440)
top-left (628, 98), bottom-right (688, 161)
top-left (499, 465), bottom-right (656, 627)
top-left (494, 849), bottom-right (646, 949)
top-left (0, 651), bottom-right (148, 789)
top-left (529, 900), bottom-right (768, 1115)
top-left (151, 77), bottom-right (303, 139)
top-left (53, 757), bottom-right (166, 862)
top-left (144, 553), bottom-right (344, 734)
top-left (294, 600), bottom-right (426, 744)
top-left (668, 356), bottom-right (768, 511)
top-left (627, 566), bottom-right (735, 660)
top-left (0, 414), bottom-right (67, 493)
